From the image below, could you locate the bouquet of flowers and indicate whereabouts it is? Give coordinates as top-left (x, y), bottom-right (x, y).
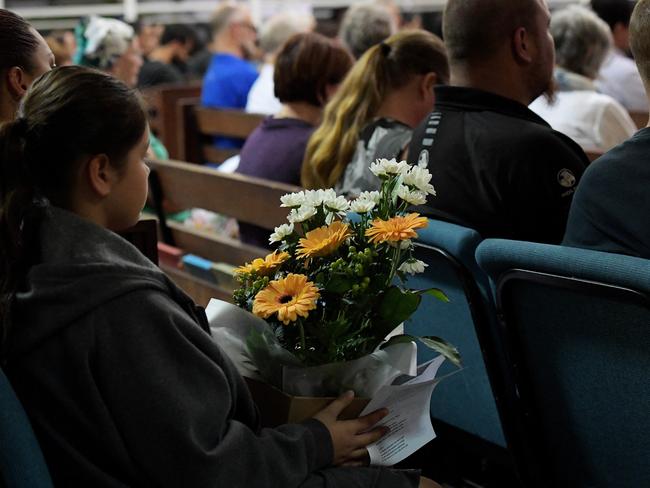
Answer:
top-left (223, 159), bottom-right (459, 397)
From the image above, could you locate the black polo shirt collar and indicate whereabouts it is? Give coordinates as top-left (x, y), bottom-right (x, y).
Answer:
top-left (434, 85), bottom-right (551, 128)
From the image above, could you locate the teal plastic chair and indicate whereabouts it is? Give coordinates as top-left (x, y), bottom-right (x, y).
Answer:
top-left (406, 220), bottom-right (506, 448)
top-left (0, 369), bottom-right (53, 488)
top-left (476, 239), bottom-right (650, 488)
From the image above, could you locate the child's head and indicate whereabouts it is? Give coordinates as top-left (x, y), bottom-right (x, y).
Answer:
top-left (2, 65), bottom-right (149, 229)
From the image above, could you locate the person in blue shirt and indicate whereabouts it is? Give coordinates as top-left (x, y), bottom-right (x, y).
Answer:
top-left (201, 4), bottom-right (259, 149)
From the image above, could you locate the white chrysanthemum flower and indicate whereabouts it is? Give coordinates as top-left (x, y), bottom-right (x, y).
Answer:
top-left (397, 185), bottom-right (427, 206)
top-left (358, 191), bottom-right (381, 204)
top-left (324, 195), bottom-right (350, 214)
top-left (398, 259), bottom-right (428, 274)
top-left (388, 239), bottom-right (412, 250)
top-left (404, 166), bottom-right (436, 196)
top-left (269, 223), bottom-right (294, 244)
top-left (325, 212), bottom-right (336, 225)
top-left (287, 205), bottom-right (317, 223)
top-left (369, 158), bottom-right (409, 178)
top-left (303, 189), bottom-right (335, 207)
top-left (350, 199), bottom-right (376, 213)
top-left (280, 191), bottom-right (306, 208)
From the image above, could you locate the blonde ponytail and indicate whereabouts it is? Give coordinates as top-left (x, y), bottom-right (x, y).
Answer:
top-left (301, 30), bottom-right (449, 190)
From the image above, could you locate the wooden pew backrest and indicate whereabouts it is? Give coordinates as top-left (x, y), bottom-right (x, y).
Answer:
top-left (141, 83), bottom-right (202, 159)
top-left (177, 99), bottom-right (264, 164)
top-left (629, 111), bottom-right (648, 130)
top-left (147, 158), bottom-right (301, 268)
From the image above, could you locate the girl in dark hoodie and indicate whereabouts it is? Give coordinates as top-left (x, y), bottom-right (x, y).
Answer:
top-left (0, 66), bottom-right (439, 488)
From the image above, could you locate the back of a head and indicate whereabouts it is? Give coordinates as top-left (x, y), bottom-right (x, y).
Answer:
top-left (0, 66), bottom-right (147, 349)
top-left (0, 9), bottom-right (40, 76)
top-left (630, 0), bottom-right (650, 84)
top-left (211, 3), bottom-right (242, 38)
top-left (339, 2), bottom-right (396, 59)
top-left (274, 32), bottom-right (353, 107)
top-left (303, 29), bottom-right (449, 189)
top-left (552, 5), bottom-right (612, 78)
top-left (443, 0), bottom-right (538, 66)
top-left (160, 24), bottom-right (198, 48)
top-left (591, 0), bottom-right (634, 30)
top-left (75, 16), bottom-right (135, 70)
top-left (259, 13), bottom-right (313, 56)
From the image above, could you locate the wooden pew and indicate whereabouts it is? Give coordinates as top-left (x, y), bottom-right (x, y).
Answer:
top-left (177, 97), bottom-right (265, 164)
top-left (585, 150), bottom-right (604, 162)
top-left (147, 158), bottom-right (301, 304)
top-left (629, 111), bottom-right (648, 130)
top-left (140, 83), bottom-right (202, 159)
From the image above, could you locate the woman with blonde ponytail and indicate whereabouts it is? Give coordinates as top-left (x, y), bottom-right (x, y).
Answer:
top-left (302, 30), bottom-right (448, 194)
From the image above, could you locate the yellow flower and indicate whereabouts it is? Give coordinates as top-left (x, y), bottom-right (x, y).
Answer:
top-left (235, 251), bottom-right (290, 276)
top-left (365, 213), bottom-right (428, 244)
top-left (296, 221), bottom-right (352, 259)
top-left (253, 274), bottom-right (320, 325)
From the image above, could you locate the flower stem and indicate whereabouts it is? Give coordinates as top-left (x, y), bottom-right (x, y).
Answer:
top-left (298, 319), bottom-right (307, 353)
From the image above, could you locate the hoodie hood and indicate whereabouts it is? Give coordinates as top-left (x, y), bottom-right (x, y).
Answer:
top-left (8, 207), bottom-right (172, 361)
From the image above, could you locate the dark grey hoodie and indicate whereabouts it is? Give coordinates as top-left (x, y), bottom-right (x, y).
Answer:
top-left (5, 207), bottom-right (418, 488)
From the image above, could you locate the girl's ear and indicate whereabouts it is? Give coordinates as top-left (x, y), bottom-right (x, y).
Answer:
top-left (86, 154), bottom-right (116, 198)
top-left (6, 66), bottom-right (30, 100)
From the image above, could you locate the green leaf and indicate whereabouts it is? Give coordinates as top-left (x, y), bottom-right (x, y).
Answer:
top-left (325, 274), bottom-right (354, 294)
top-left (378, 287), bottom-right (421, 330)
top-left (419, 336), bottom-right (462, 367)
top-left (418, 288), bottom-right (450, 303)
top-left (379, 333), bottom-right (418, 349)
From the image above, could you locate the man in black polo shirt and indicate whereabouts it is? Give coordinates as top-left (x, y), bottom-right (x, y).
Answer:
top-left (563, 0), bottom-right (650, 258)
top-left (408, 0), bottom-right (589, 244)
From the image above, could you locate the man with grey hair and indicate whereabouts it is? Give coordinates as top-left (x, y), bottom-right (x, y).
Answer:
top-left (564, 0), bottom-right (650, 257)
top-left (407, 0), bottom-right (588, 244)
top-left (246, 13), bottom-right (313, 115)
top-left (338, 1), bottom-right (396, 59)
top-left (529, 5), bottom-right (636, 152)
top-left (201, 3), bottom-right (258, 144)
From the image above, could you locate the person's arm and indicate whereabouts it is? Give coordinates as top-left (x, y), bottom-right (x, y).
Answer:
top-left (92, 289), bottom-right (332, 488)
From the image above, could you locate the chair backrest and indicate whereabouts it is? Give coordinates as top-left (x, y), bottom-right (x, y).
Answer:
top-left (147, 158), bottom-right (299, 267)
top-left (476, 239), bottom-right (650, 488)
top-left (0, 369), bottom-right (53, 488)
top-left (405, 219), bottom-right (506, 448)
top-left (140, 82), bottom-right (202, 159)
top-left (177, 99), bottom-right (264, 164)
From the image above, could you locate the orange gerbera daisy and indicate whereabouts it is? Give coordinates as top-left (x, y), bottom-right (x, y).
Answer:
top-left (365, 213), bottom-right (428, 244)
top-left (235, 251), bottom-right (290, 276)
top-left (296, 221), bottom-right (351, 259)
top-left (253, 274), bottom-right (320, 325)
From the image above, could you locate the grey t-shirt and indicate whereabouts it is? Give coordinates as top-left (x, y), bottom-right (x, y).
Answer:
top-left (337, 118), bottom-right (412, 197)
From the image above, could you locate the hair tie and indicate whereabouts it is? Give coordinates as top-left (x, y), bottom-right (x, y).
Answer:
top-left (380, 42), bottom-right (391, 57)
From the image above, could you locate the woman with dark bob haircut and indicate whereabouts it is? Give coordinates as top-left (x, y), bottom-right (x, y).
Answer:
top-left (0, 67), bottom-right (440, 487)
top-left (236, 31), bottom-right (353, 247)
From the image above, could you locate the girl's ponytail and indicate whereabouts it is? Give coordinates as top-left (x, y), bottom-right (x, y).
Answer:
top-left (0, 117), bottom-right (46, 358)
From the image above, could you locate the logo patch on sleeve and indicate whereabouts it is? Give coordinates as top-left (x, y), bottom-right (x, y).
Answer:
top-left (557, 168), bottom-right (576, 188)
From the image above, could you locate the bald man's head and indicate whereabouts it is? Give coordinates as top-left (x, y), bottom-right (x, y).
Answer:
top-left (443, 0), bottom-right (539, 65)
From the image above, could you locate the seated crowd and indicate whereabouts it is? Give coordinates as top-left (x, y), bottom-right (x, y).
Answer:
top-left (1, 0), bottom-right (650, 486)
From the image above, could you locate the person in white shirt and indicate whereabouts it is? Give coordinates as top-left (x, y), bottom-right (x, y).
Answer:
top-left (592, 0), bottom-right (649, 113)
top-left (530, 5), bottom-right (636, 153)
top-left (245, 13), bottom-right (313, 115)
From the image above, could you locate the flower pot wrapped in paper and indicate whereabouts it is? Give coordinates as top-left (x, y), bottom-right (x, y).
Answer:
top-left (210, 159), bottom-right (460, 425)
